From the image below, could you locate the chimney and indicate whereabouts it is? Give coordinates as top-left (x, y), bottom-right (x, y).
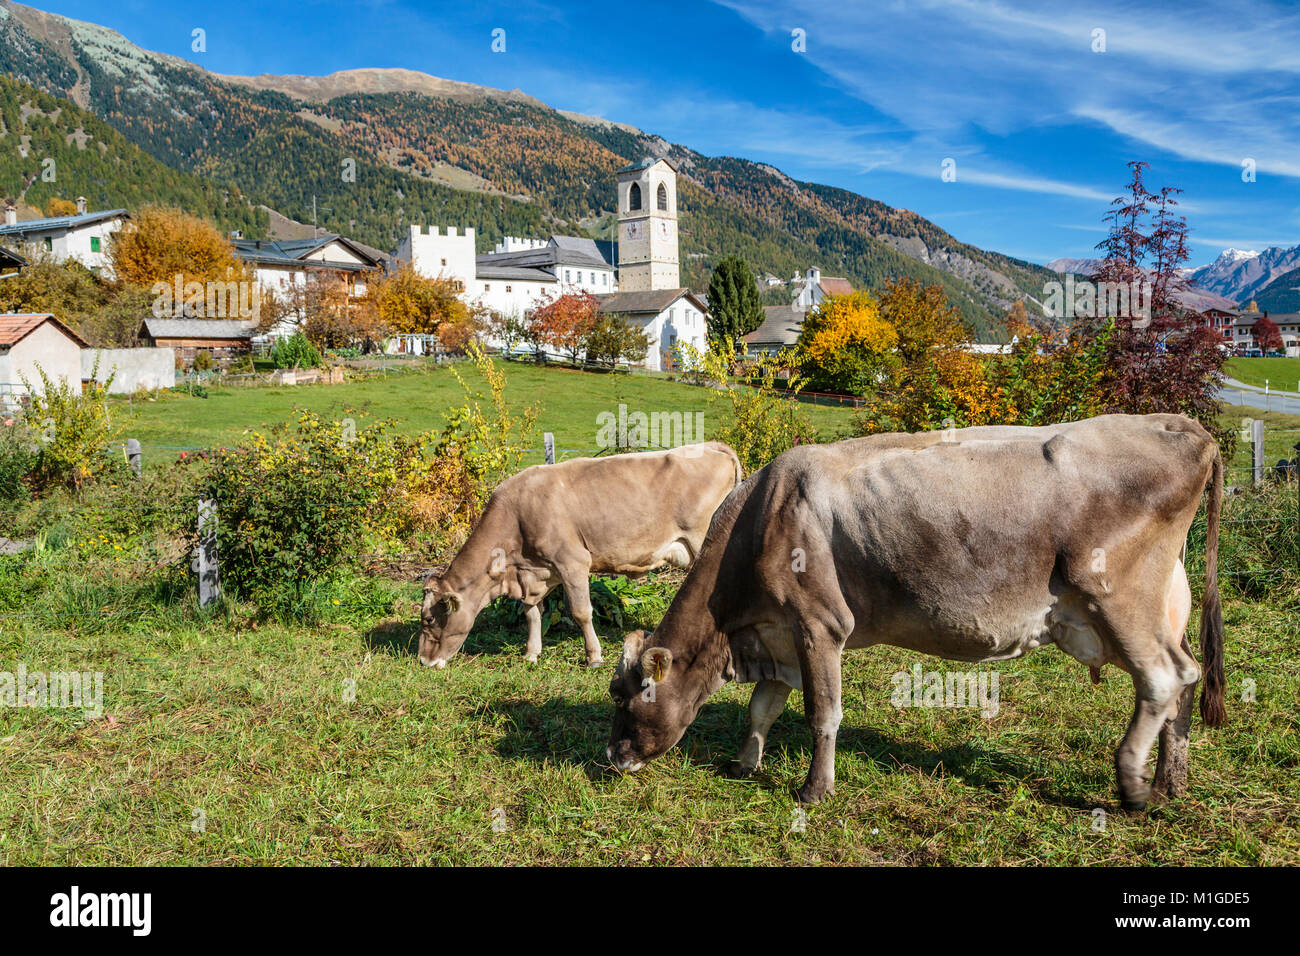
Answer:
top-left (3, 198), bottom-right (15, 227)
top-left (76, 196), bottom-right (87, 215)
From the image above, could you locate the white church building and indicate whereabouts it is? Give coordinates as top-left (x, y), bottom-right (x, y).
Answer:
top-left (395, 156), bottom-right (709, 370)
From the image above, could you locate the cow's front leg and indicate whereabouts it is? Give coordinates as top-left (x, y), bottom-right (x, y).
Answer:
top-left (732, 680), bottom-right (792, 777)
top-left (523, 603), bottom-right (543, 663)
top-left (559, 569), bottom-right (603, 667)
top-left (793, 626), bottom-right (844, 804)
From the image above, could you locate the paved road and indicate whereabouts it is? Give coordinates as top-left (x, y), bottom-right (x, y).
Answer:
top-left (1220, 378), bottom-right (1300, 415)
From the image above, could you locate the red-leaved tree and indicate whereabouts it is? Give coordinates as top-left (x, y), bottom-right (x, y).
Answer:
top-left (1090, 161), bottom-right (1227, 444)
top-left (530, 292), bottom-right (600, 364)
top-left (1254, 316), bottom-right (1282, 353)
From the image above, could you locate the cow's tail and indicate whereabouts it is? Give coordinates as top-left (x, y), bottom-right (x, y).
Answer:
top-left (1199, 447), bottom-right (1226, 728)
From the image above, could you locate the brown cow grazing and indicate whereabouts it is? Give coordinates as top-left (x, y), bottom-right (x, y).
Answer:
top-left (607, 414), bottom-right (1225, 811)
top-left (420, 441), bottom-right (742, 668)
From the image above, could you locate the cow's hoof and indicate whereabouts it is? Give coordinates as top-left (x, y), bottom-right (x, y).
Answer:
top-left (726, 760), bottom-right (757, 779)
top-left (1119, 784), bottom-right (1151, 813)
top-left (523, 654), bottom-right (540, 664)
top-left (585, 658), bottom-right (605, 669)
top-left (795, 782), bottom-right (833, 804)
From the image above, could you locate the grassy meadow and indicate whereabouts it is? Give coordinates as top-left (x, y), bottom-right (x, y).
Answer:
top-left (113, 358), bottom-right (857, 463)
top-left (1, 363), bottom-right (1297, 865)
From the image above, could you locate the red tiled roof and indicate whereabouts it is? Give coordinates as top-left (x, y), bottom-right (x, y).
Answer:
top-left (819, 277), bottom-right (854, 296)
top-left (0, 313), bottom-right (89, 348)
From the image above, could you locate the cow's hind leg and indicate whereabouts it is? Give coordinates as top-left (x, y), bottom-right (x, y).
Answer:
top-left (558, 568), bottom-right (603, 667)
top-left (1152, 637), bottom-right (1198, 799)
top-left (1116, 653), bottom-right (1189, 811)
top-left (732, 680), bottom-right (792, 777)
top-left (1153, 561), bottom-right (1198, 798)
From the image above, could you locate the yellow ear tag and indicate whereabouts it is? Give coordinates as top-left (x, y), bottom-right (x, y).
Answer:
top-left (652, 659), bottom-right (666, 682)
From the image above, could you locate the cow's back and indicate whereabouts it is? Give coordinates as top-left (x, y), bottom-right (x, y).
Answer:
top-left (716, 414), bottom-right (1215, 660)
top-left (496, 442), bottom-right (740, 573)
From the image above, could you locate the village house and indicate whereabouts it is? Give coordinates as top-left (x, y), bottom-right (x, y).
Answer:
top-left (791, 267), bottom-right (853, 309)
top-left (0, 313), bottom-right (88, 401)
top-left (744, 303), bottom-right (805, 357)
top-left (0, 198), bottom-right (128, 276)
top-left (233, 234), bottom-right (388, 336)
top-left (1227, 310), bottom-right (1300, 355)
top-left (744, 268), bottom-right (855, 358)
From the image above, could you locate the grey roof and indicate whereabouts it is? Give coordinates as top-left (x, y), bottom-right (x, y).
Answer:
top-left (744, 305), bottom-right (805, 346)
top-left (0, 209), bottom-right (129, 237)
top-left (140, 319), bottom-right (257, 340)
top-left (0, 245), bottom-right (25, 267)
top-left (476, 239), bottom-right (614, 275)
top-left (233, 235), bottom-right (384, 271)
top-left (596, 288), bottom-right (707, 316)
top-left (476, 265), bottom-right (556, 282)
top-left (549, 235), bottom-right (617, 267)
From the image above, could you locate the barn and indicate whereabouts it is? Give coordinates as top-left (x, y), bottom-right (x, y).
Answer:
top-left (138, 318), bottom-right (256, 366)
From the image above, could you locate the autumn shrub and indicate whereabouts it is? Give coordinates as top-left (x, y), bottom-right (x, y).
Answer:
top-left (679, 339), bottom-right (814, 475)
top-left (18, 364), bottom-right (129, 491)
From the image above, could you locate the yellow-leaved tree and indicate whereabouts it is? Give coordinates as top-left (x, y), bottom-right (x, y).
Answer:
top-left (110, 207), bottom-right (248, 291)
top-left (794, 291), bottom-right (897, 395)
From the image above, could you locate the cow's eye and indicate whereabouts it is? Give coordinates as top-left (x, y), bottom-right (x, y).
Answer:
top-left (611, 693), bottom-right (626, 708)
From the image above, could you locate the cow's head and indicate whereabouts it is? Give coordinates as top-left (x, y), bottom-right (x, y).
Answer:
top-left (418, 579), bottom-right (476, 668)
top-left (606, 629), bottom-right (699, 771)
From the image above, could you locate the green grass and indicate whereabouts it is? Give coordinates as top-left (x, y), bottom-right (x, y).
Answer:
top-left (1, 563), bottom-right (1295, 865)
top-left (1226, 357), bottom-right (1300, 391)
top-left (111, 359), bottom-right (858, 465)
top-left (2, 376), bottom-right (1295, 865)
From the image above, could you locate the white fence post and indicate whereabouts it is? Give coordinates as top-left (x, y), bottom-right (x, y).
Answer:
top-left (196, 498), bottom-right (221, 607)
top-left (1253, 418), bottom-right (1266, 487)
top-left (544, 432), bottom-right (555, 465)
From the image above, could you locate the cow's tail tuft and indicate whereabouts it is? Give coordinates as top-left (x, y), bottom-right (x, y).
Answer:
top-left (1199, 447), bottom-right (1226, 728)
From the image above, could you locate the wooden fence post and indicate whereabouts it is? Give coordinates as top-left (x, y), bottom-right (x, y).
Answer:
top-left (544, 432), bottom-right (555, 465)
top-left (196, 498), bottom-right (221, 607)
top-left (125, 438), bottom-right (141, 478)
top-left (1253, 418), bottom-right (1266, 487)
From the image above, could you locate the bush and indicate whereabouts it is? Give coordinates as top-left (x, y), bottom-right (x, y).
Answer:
top-left (270, 333), bottom-right (322, 370)
top-left (0, 422), bottom-right (36, 509)
top-left (18, 363), bottom-right (129, 492)
top-left (677, 339), bottom-right (815, 475)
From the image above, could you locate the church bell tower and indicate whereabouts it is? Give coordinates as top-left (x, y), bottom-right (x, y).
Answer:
top-left (616, 157), bottom-right (679, 292)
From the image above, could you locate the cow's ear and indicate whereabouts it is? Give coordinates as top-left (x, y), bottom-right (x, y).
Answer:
top-left (640, 646), bottom-right (673, 683)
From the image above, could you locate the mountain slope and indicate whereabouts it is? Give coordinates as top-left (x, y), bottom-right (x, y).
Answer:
top-left (0, 73), bottom-right (266, 236)
top-left (1254, 265), bottom-right (1300, 312)
top-left (0, 0), bottom-right (1058, 336)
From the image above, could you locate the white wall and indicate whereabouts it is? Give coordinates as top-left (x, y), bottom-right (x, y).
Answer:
top-left (82, 348), bottom-right (175, 393)
top-left (17, 216), bottom-right (125, 276)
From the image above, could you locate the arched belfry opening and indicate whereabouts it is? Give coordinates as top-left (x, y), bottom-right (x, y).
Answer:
top-left (657, 182), bottom-right (668, 210)
top-left (628, 182), bottom-right (642, 211)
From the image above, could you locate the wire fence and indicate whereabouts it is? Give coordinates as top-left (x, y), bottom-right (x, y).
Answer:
top-left (6, 423), bottom-right (1300, 622)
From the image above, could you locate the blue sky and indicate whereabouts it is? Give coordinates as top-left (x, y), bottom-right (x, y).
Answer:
top-left (31, 0), bottom-right (1300, 266)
